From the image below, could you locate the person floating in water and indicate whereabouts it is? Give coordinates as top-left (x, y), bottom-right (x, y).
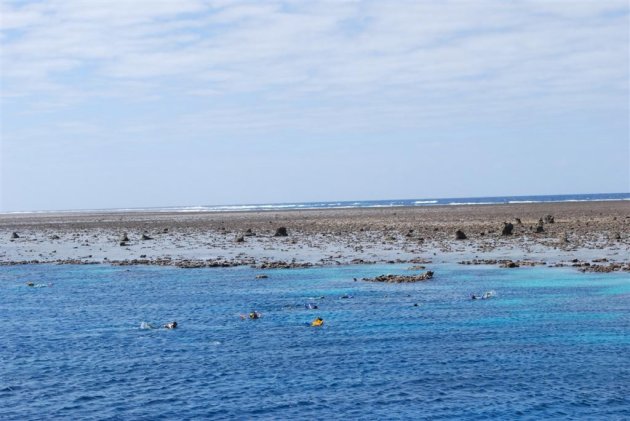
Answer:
top-left (306, 303), bottom-right (318, 310)
top-left (25, 281), bottom-right (52, 288)
top-left (249, 311), bottom-right (262, 320)
top-left (164, 321), bottom-right (178, 329)
top-left (311, 317), bottom-right (324, 327)
top-left (471, 291), bottom-right (496, 300)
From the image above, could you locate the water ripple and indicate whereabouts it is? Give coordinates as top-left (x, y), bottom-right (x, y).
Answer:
top-left (0, 264), bottom-right (628, 419)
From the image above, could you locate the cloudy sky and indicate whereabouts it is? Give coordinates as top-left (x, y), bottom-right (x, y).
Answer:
top-left (1, 0), bottom-right (628, 211)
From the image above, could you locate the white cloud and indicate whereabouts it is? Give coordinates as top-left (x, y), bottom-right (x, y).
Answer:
top-left (2, 1), bottom-right (626, 102)
top-left (1, 0), bottom-right (628, 175)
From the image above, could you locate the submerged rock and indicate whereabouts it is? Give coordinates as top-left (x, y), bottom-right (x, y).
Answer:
top-left (579, 262), bottom-right (630, 273)
top-left (11, 232), bottom-right (19, 239)
top-left (141, 234), bottom-right (153, 241)
top-left (501, 261), bottom-right (519, 268)
top-left (258, 260), bottom-right (312, 269)
top-left (176, 260), bottom-right (208, 269)
top-left (363, 271), bottom-right (434, 283)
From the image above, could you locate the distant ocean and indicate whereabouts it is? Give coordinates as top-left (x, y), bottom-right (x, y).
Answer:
top-left (5, 192), bottom-right (629, 214)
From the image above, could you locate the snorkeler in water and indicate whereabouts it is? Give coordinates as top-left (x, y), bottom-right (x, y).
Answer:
top-left (311, 317), bottom-right (324, 327)
top-left (164, 321), bottom-right (178, 329)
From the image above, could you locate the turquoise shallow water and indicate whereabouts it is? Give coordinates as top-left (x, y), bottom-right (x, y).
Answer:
top-left (1, 264), bottom-right (629, 420)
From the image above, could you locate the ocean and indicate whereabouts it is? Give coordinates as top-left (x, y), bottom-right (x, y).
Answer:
top-left (4, 192), bottom-right (629, 214)
top-left (1, 263), bottom-right (629, 419)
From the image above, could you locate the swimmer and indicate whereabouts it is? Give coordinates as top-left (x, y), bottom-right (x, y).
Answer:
top-left (26, 282), bottom-right (52, 288)
top-left (471, 293), bottom-right (479, 300)
top-left (311, 317), bottom-right (324, 327)
top-left (249, 311), bottom-right (261, 320)
top-left (164, 321), bottom-right (178, 329)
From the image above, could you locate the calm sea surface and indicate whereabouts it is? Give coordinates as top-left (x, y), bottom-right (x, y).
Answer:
top-left (6, 192), bottom-right (629, 214)
top-left (1, 264), bottom-right (629, 420)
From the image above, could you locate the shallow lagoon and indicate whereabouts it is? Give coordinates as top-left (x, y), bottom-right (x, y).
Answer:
top-left (1, 264), bottom-right (629, 420)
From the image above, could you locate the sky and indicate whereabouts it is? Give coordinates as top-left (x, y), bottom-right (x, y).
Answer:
top-left (1, 0), bottom-right (629, 211)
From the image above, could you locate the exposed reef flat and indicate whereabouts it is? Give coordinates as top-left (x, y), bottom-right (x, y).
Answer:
top-left (1, 201), bottom-right (628, 272)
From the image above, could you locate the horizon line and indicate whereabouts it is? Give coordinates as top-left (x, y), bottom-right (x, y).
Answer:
top-left (1, 192), bottom-right (628, 215)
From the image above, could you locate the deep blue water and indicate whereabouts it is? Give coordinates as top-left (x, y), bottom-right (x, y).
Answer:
top-left (1, 264), bottom-right (629, 420)
top-left (6, 192), bottom-right (629, 214)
